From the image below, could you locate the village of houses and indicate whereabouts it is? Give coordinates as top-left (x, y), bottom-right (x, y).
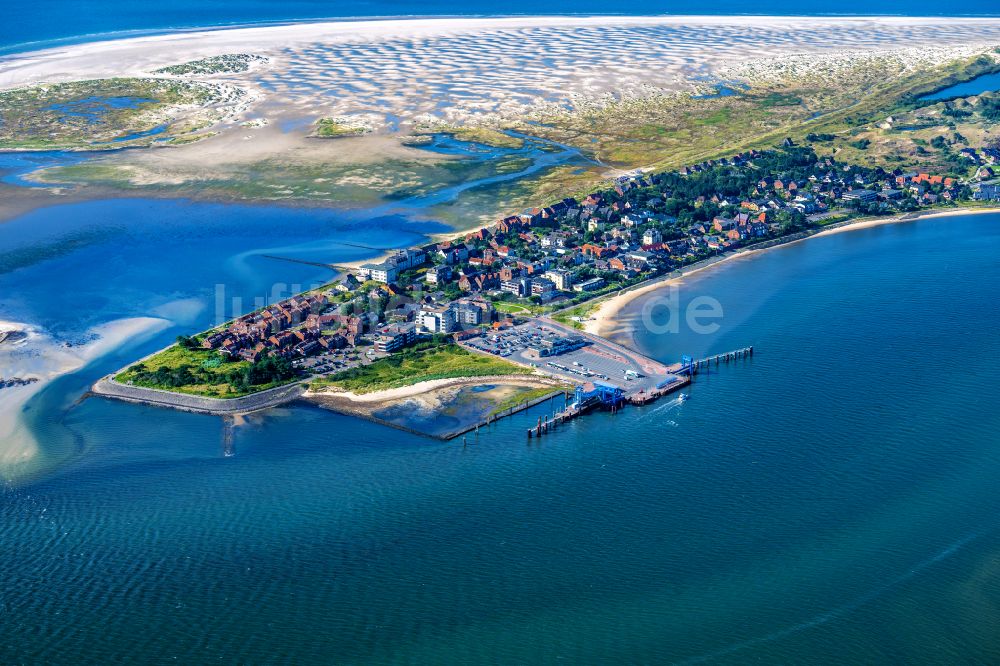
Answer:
top-left (195, 142), bottom-right (1000, 375)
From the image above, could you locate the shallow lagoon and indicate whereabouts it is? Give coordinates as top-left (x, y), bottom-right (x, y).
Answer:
top-left (920, 71), bottom-right (1000, 100)
top-left (0, 197), bottom-right (444, 335)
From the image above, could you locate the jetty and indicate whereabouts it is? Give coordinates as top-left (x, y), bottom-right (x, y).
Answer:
top-left (682, 346), bottom-right (754, 374)
top-left (526, 345), bottom-right (752, 439)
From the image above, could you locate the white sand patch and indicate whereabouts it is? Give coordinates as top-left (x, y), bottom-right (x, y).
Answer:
top-left (304, 374), bottom-right (555, 403)
top-left (0, 317), bottom-right (170, 473)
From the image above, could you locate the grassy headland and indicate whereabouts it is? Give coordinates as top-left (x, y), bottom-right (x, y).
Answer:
top-left (311, 344), bottom-right (532, 394)
top-left (114, 338), bottom-right (300, 397)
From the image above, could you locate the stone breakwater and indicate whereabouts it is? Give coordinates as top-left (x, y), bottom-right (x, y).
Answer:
top-left (91, 377), bottom-right (307, 415)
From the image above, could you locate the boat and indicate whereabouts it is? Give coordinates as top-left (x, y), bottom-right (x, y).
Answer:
top-left (678, 393), bottom-right (689, 402)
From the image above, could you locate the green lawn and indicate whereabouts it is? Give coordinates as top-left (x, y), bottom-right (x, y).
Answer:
top-left (492, 301), bottom-right (547, 316)
top-left (115, 343), bottom-right (299, 398)
top-left (551, 301), bottom-right (603, 329)
top-left (312, 344), bottom-right (532, 394)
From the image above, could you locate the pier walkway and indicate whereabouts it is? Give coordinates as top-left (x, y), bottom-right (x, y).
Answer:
top-left (684, 346), bottom-right (754, 374)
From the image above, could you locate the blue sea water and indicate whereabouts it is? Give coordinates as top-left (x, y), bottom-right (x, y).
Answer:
top-left (3, 1), bottom-right (1000, 55)
top-left (2, 207), bottom-right (1000, 663)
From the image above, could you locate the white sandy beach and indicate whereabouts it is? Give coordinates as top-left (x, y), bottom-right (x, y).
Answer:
top-left (4, 16), bottom-right (1000, 134)
top-left (0, 316), bottom-right (170, 473)
top-left (584, 206), bottom-right (1000, 341)
top-left (304, 373), bottom-right (557, 404)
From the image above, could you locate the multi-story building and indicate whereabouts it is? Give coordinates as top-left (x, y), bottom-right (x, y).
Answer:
top-left (531, 278), bottom-right (556, 301)
top-left (358, 262), bottom-right (400, 284)
top-left (453, 299), bottom-right (493, 327)
top-left (642, 228), bottom-right (662, 245)
top-left (425, 264), bottom-right (452, 285)
top-left (573, 277), bottom-right (606, 293)
top-left (374, 322), bottom-right (417, 353)
top-left (391, 248), bottom-right (427, 270)
top-left (544, 269), bottom-right (574, 291)
top-left (418, 305), bottom-right (457, 334)
top-left (500, 279), bottom-right (528, 297)
top-left (974, 179), bottom-right (1000, 201)
top-left (842, 189), bottom-right (878, 203)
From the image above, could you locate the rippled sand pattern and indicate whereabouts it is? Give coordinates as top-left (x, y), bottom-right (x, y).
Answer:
top-left (254, 20), bottom-right (1000, 126)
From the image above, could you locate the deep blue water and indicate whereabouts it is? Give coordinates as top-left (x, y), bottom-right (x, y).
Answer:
top-left (920, 71), bottom-right (1000, 100)
top-left (4, 2), bottom-right (1000, 55)
top-left (2, 208), bottom-right (1000, 662)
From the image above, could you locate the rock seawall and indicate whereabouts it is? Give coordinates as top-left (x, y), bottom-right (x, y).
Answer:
top-left (91, 377), bottom-right (306, 415)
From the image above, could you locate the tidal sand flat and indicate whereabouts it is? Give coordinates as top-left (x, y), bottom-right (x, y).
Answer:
top-left (5, 17), bottom-right (1000, 126)
top-left (0, 317), bottom-right (168, 473)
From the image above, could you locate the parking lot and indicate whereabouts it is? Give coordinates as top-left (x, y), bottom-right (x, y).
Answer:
top-left (293, 347), bottom-right (387, 376)
top-left (464, 321), bottom-right (668, 394)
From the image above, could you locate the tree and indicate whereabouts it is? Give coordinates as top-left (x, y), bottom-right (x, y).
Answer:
top-left (176, 335), bottom-right (199, 350)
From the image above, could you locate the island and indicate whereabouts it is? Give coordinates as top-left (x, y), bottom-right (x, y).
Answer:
top-left (4, 16), bottom-right (1000, 437)
top-left (93, 137), bottom-right (1000, 436)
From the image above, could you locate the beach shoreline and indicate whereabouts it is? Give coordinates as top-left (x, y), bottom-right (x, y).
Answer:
top-left (7, 14), bottom-right (1000, 90)
top-left (304, 372), bottom-right (559, 405)
top-left (583, 205), bottom-right (1000, 343)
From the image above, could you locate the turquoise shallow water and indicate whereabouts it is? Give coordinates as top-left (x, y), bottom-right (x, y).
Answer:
top-left (2, 211), bottom-right (1000, 662)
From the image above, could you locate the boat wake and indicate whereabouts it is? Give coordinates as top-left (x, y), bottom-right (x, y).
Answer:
top-left (675, 532), bottom-right (982, 665)
top-left (646, 396), bottom-right (687, 418)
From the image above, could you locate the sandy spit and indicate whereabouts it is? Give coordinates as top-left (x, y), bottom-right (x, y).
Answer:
top-left (0, 316), bottom-right (170, 474)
